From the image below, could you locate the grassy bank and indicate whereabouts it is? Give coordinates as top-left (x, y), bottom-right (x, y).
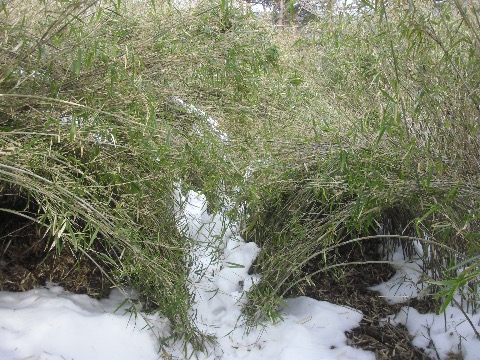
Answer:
top-left (1, 0), bottom-right (479, 353)
top-left (242, 0), bottom-right (480, 321)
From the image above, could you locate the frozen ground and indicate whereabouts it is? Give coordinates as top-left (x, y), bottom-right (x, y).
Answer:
top-left (0, 189), bottom-right (479, 359)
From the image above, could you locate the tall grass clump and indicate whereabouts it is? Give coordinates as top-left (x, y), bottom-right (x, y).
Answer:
top-left (0, 0), bottom-right (315, 351)
top-left (241, 0), bottom-right (480, 321)
top-left (0, 0), bottom-right (206, 347)
top-left (2, 0), bottom-right (479, 350)
top-left (0, 0), bottom-right (263, 350)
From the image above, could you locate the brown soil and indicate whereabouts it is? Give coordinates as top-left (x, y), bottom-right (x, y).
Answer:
top-left (0, 213), bottom-right (110, 297)
top-left (299, 240), bottom-right (457, 360)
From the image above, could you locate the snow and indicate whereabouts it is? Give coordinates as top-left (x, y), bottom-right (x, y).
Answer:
top-left (371, 242), bottom-right (480, 360)
top-left (369, 240), bottom-right (427, 304)
top-left (0, 188), bottom-right (373, 360)
top-left (0, 285), bottom-right (168, 360)
top-left (171, 188), bottom-right (372, 359)
top-left (383, 306), bottom-right (480, 360)
top-left (0, 188), bottom-right (479, 360)
top-left (60, 114), bottom-right (117, 145)
top-left (171, 97), bottom-right (229, 143)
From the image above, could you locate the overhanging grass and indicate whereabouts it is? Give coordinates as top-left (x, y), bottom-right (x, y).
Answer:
top-left (1, 0), bottom-right (479, 352)
top-left (0, 0), bottom-right (245, 350)
top-left (241, 0), bottom-right (480, 321)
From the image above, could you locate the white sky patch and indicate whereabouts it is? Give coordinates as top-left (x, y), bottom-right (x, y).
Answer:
top-left (250, 3), bottom-right (273, 13)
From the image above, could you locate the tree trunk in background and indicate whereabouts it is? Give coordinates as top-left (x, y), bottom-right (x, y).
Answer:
top-left (278, 0), bottom-right (284, 25)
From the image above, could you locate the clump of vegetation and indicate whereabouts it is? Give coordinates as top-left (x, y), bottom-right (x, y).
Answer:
top-left (0, 0), bottom-right (295, 350)
top-left (0, 0), bottom-right (240, 349)
top-left (242, 0), bottom-right (480, 322)
top-left (1, 0), bottom-right (479, 354)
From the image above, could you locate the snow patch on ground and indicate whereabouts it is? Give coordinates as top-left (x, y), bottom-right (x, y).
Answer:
top-left (370, 242), bottom-right (480, 360)
top-left (171, 187), bottom-right (373, 359)
top-left (2, 189), bottom-right (480, 359)
top-left (383, 305), bottom-right (480, 360)
top-left (0, 284), bottom-right (167, 360)
top-left (0, 187), bottom-right (374, 360)
top-left (369, 241), bottom-right (427, 304)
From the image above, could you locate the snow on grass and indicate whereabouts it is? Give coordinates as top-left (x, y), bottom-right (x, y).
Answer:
top-left (171, 97), bottom-right (229, 143)
top-left (370, 242), bottom-right (480, 360)
top-left (172, 187), bottom-right (373, 359)
top-left (0, 187), bottom-right (374, 360)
